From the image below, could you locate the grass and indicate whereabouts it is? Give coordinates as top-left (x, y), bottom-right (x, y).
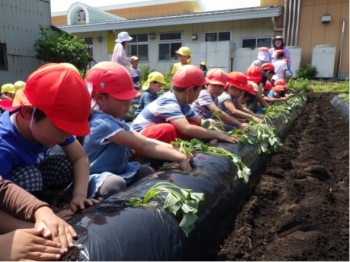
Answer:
top-left (287, 78), bottom-right (349, 93)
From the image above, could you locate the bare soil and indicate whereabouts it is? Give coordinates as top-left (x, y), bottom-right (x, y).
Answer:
top-left (215, 92), bottom-right (349, 261)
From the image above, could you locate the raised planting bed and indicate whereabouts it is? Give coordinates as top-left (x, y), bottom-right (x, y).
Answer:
top-left (62, 93), bottom-right (308, 261)
top-left (331, 94), bottom-right (349, 122)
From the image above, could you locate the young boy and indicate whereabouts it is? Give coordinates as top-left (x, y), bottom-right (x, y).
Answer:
top-left (171, 47), bottom-right (191, 75)
top-left (191, 68), bottom-right (247, 131)
top-left (246, 65), bottom-right (270, 112)
top-left (0, 63), bottom-right (103, 212)
top-left (1, 83), bottom-right (15, 99)
top-left (272, 50), bottom-right (288, 82)
top-left (83, 62), bottom-right (192, 189)
top-left (251, 47), bottom-right (271, 67)
top-left (130, 56), bottom-right (141, 91)
top-left (134, 71), bottom-right (166, 119)
top-left (0, 178), bottom-right (76, 260)
top-left (267, 79), bottom-right (287, 101)
top-left (131, 65), bottom-right (237, 144)
top-left (218, 72), bottom-right (262, 122)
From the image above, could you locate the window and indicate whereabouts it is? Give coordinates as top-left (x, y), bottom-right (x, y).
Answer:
top-left (158, 32), bottom-right (182, 61)
top-left (205, 32), bottom-right (231, 42)
top-left (127, 34), bottom-right (149, 61)
top-left (242, 37), bottom-right (272, 49)
top-left (0, 43), bottom-right (8, 70)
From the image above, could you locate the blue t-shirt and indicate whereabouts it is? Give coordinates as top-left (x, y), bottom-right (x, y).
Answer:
top-left (0, 111), bottom-right (75, 180)
top-left (191, 90), bottom-right (218, 119)
top-left (83, 111), bottom-right (140, 184)
top-left (134, 90), bottom-right (158, 119)
top-left (131, 91), bottom-right (197, 132)
top-left (268, 90), bottom-right (275, 98)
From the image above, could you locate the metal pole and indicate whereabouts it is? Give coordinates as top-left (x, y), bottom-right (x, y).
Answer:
top-left (286, 0), bottom-right (293, 45)
top-left (282, 0), bottom-right (288, 40)
top-left (290, 0), bottom-right (297, 46)
top-left (336, 19), bottom-right (346, 79)
top-left (295, 0), bottom-right (301, 46)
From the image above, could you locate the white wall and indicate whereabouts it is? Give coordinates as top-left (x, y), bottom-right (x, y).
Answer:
top-left (0, 0), bottom-right (51, 84)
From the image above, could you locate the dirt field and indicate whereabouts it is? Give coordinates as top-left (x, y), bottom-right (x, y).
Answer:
top-left (215, 92), bottom-right (349, 261)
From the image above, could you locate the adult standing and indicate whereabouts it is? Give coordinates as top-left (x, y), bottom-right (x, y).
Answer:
top-left (269, 36), bottom-right (291, 68)
top-left (111, 31), bottom-right (137, 78)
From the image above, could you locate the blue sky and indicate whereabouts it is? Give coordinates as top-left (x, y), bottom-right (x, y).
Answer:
top-left (51, 0), bottom-right (260, 12)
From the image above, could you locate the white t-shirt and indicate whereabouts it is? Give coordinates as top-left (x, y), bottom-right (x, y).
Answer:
top-left (272, 60), bottom-right (288, 80)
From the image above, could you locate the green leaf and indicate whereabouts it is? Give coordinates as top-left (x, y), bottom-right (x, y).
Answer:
top-left (180, 223), bottom-right (196, 237)
top-left (181, 203), bottom-right (197, 213)
top-left (179, 213), bottom-right (198, 228)
top-left (164, 193), bottom-right (181, 215)
top-left (189, 192), bottom-right (205, 202)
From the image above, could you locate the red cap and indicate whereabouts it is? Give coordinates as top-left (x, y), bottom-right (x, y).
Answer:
top-left (264, 80), bottom-right (273, 90)
top-left (273, 85), bottom-right (286, 92)
top-left (172, 65), bottom-right (207, 88)
top-left (246, 66), bottom-right (262, 84)
top-left (86, 62), bottom-right (140, 100)
top-left (207, 68), bottom-right (227, 86)
top-left (0, 63), bottom-right (91, 136)
top-left (227, 72), bottom-right (256, 96)
top-left (261, 63), bottom-right (275, 73)
top-left (274, 79), bottom-right (286, 86)
top-left (276, 50), bottom-right (284, 56)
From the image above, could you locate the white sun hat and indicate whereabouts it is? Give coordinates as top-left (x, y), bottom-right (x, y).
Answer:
top-left (116, 31), bottom-right (133, 43)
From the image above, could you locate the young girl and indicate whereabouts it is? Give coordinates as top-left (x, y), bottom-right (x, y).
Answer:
top-left (218, 72), bottom-right (262, 122)
top-left (171, 47), bottom-right (191, 75)
top-left (84, 62), bottom-right (192, 193)
top-left (134, 71), bottom-right (166, 119)
top-left (191, 68), bottom-right (246, 131)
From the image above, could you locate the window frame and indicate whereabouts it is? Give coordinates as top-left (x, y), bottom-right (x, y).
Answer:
top-left (0, 43), bottom-right (8, 70)
top-left (204, 31), bottom-right (231, 42)
top-left (127, 33), bottom-right (149, 62)
top-left (158, 32), bottom-right (182, 61)
top-left (241, 37), bottom-right (273, 49)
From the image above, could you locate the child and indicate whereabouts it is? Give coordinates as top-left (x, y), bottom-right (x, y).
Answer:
top-left (0, 178), bottom-right (76, 260)
top-left (272, 50), bottom-right (288, 82)
top-left (171, 47), bottom-right (191, 75)
top-left (260, 63), bottom-right (276, 83)
top-left (84, 62), bottom-right (192, 190)
top-left (284, 58), bottom-right (293, 80)
top-left (199, 62), bottom-right (208, 76)
top-left (218, 72), bottom-right (262, 122)
top-left (246, 65), bottom-right (270, 112)
top-left (131, 65), bottom-right (237, 144)
top-left (0, 63), bottom-right (109, 212)
top-left (262, 80), bottom-right (273, 96)
top-left (14, 80), bottom-right (26, 92)
top-left (191, 68), bottom-right (247, 131)
top-left (1, 83), bottom-right (15, 99)
top-left (134, 71), bottom-right (166, 119)
top-left (269, 36), bottom-right (291, 64)
top-left (268, 79), bottom-right (287, 101)
top-left (251, 47), bottom-right (271, 67)
top-left (130, 56), bottom-right (141, 91)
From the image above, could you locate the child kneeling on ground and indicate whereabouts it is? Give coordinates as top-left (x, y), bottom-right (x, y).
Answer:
top-left (134, 71), bottom-right (166, 119)
top-left (83, 62), bottom-right (192, 195)
top-left (0, 63), bottom-right (116, 211)
top-left (131, 65), bottom-right (237, 144)
top-left (191, 68), bottom-right (247, 131)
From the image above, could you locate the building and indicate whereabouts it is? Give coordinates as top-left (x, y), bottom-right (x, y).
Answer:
top-left (0, 0), bottom-right (51, 83)
top-left (49, 0), bottom-right (350, 79)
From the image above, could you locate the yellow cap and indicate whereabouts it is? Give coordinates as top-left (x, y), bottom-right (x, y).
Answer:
top-left (200, 62), bottom-right (207, 66)
top-left (142, 71), bottom-right (167, 91)
top-left (177, 47), bottom-right (191, 56)
top-left (14, 81), bottom-right (26, 91)
top-left (59, 63), bottom-right (80, 75)
top-left (1, 83), bottom-right (15, 93)
top-left (130, 56), bottom-right (139, 61)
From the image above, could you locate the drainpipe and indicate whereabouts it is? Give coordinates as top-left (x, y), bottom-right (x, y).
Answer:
top-left (286, 0), bottom-right (293, 45)
top-left (271, 17), bottom-right (283, 32)
top-left (336, 19), bottom-right (346, 79)
top-left (294, 0), bottom-right (301, 46)
top-left (282, 0), bottom-right (287, 40)
top-left (290, 0), bottom-right (297, 46)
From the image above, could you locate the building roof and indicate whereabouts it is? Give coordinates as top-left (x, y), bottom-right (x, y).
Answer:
top-left (59, 6), bottom-right (282, 33)
top-left (67, 2), bottom-right (125, 25)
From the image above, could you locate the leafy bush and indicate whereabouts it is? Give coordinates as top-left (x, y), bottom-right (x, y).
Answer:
top-left (286, 77), bottom-right (311, 92)
top-left (34, 25), bottom-right (90, 72)
top-left (296, 64), bottom-right (318, 79)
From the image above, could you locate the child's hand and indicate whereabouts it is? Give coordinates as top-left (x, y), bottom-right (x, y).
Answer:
top-left (239, 123), bottom-right (249, 132)
top-left (0, 227), bottom-right (64, 261)
top-left (70, 195), bottom-right (99, 212)
top-left (34, 206), bottom-right (77, 251)
top-left (216, 132), bottom-right (237, 143)
top-left (178, 158), bottom-right (192, 172)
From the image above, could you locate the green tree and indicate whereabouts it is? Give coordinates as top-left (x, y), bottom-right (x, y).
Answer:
top-left (34, 25), bottom-right (90, 73)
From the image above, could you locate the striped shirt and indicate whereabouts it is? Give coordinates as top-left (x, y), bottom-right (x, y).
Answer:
top-left (131, 91), bottom-right (196, 132)
top-left (191, 90), bottom-right (218, 119)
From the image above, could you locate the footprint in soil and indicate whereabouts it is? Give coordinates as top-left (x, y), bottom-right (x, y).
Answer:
top-left (295, 165), bottom-right (329, 181)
